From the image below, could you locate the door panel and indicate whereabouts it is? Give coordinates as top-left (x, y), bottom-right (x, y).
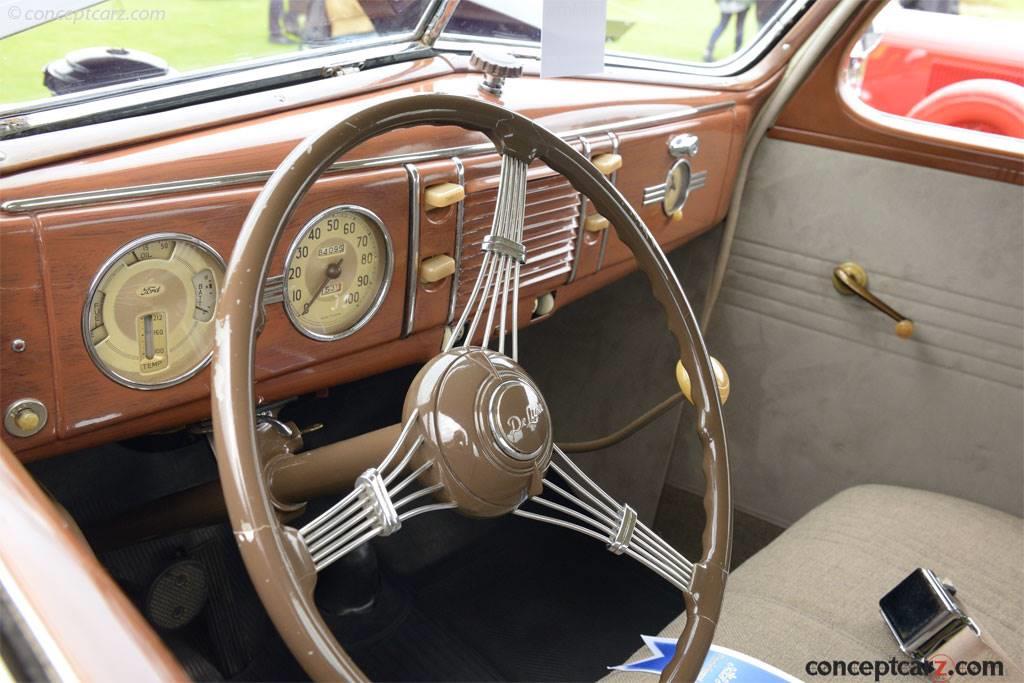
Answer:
top-left (668, 138), bottom-right (1023, 526)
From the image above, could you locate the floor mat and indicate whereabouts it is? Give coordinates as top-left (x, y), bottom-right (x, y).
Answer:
top-left (364, 514), bottom-right (684, 682)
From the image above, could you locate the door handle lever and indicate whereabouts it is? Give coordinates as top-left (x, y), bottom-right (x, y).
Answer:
top-left (833, 262), bottom-right (914, 339)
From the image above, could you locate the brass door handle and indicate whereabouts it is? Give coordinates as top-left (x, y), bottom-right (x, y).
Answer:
top-left (833, 262), bottom-right (914, 339)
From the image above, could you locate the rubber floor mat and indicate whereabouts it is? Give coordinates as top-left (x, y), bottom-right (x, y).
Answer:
top-left (363, 515), bottom-right (683, 682)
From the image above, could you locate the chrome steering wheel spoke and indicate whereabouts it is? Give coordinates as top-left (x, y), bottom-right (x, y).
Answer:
top-left (515, 445), bottom-right (695, 592)
top-left (298, 410), bottom-right (453, 572)
top-left (445, 153), bottom-right (529, 361)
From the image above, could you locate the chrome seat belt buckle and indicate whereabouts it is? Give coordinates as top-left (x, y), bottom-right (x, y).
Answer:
top-left (879, 568), bottom-right (976, 665)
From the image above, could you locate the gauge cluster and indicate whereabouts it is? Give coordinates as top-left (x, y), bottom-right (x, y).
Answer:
top-left (82, 234), bottom-right (225, 389)
top-left (81, 206), bottom-right (394, 389)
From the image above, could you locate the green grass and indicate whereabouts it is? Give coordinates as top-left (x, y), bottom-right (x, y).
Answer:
top-left (2, 0), bottom-right (1023, 107)
top-left (961, 0), bottom-right (1024, 19)
top-left (608, 0), bottom-right (761, 64)
top-left (0, 0), bottom-right (298, 105)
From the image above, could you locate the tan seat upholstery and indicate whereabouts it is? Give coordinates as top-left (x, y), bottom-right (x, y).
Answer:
top-left (606, 485), bottom-right (1023, 681)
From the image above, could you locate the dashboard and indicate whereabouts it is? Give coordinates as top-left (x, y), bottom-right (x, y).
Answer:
top-left (0, 65), bottom-right (752, 461)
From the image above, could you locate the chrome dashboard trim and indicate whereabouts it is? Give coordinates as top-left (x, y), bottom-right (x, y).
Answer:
top-left (1, 102), bottom-right (733, 214)
top-left (597, 130), bottom-right (620, 271)
top-left (402, 164), bottom-right (421, 338)
top-left (0, 39), bottom-right (433, 137)
top-left (447, 156), bottom-right (466, 325)
top-left (80, 232), bottom-right (226, 391)
top-left (642, 169), bottom-right (707, 206)
top-left (281, 204), bottom-right (395, 343)
top-left (567, 136), bottom-right (593, 284)
top-left (262, 274), bottom-right (285, 306)
top-left (420, 0), bottom-right (462, 48)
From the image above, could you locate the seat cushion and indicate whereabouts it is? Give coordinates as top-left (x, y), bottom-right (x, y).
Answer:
top-left (606, 485), bottom-right (1023, 681)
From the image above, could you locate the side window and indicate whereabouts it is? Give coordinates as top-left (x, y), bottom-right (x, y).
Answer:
top-left (846, 0), bottom-right (1024, 140)
top-left (444, 0), bottom-right (797, 67)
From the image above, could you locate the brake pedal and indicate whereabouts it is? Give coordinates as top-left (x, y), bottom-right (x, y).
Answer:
top-left (145, 559), bottom-right (209, 630)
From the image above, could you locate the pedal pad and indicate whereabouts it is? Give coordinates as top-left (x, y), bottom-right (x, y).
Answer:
top-left (145, 559), bottom-right (209, 630)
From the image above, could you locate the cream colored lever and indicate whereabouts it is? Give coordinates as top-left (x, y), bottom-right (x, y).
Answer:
top-left (583, 214), bottom-right (610, 232)
top-left (592, 153), bottom-right (623, 176)
top-left (676, 357), bottom-right (730, 405)
top-left (424, 182), bottom-right (465, 209)
top-left (833, 262), bottom-right (914, 339)
top-left (419, 254), bottom-right (456, 284)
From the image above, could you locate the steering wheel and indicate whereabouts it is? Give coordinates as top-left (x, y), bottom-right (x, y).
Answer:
top-left (211, 94), bottom-right (731, 682)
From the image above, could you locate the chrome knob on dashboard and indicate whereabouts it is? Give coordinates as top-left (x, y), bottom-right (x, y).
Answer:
top-left (669, 133), bottom-right (700, 158)
top-left (470, 50), bottom-right (523, 98)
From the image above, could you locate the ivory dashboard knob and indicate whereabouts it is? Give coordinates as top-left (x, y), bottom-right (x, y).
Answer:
top-left (15, 409), bottom-right (39, 432)
top-left (534, 292), bottom-right (555, 317)
top-left (419, 254), bottom-right (456, 284)
top-left (592, 153), bottom-right (623, 176)
top-left (5, 398), bottom-right (47, 437)
top-left (583, 214), bottom-right (610, 233)
top-left (424, 182), bottom-right (465, 209)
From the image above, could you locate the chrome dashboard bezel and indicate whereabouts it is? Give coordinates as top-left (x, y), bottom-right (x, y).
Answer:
top-left (80, 232), bottom-right (226, 391)
top-left (281, 204), bottom-right (395, 342)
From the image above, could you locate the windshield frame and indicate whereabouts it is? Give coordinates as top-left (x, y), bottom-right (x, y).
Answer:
top-left (0, 0), bottom-right (458, 139)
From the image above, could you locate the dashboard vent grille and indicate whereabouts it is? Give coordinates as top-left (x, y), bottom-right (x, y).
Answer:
top-left (456, 173), bottom-right (578, 313)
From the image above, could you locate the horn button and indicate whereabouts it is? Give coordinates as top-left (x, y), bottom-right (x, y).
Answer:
top-left (404, 348), bottom-right (553, 517)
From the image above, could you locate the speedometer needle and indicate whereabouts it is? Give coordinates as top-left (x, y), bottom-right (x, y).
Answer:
top-left (302, 257), bottom-right (343, 315)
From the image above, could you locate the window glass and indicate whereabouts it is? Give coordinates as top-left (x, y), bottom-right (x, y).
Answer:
top-left (445, 0), bottom-right (795, 65)
top-left (846, 0), bottom-right (1024, 139)
top-left (0, 0), bottom-right (432, 107)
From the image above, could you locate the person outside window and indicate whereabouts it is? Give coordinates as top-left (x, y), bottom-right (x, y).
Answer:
top-left (705, 0), bottom-right (754, 62)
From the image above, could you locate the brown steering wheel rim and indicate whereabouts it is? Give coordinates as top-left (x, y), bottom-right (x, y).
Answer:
top-left (211, 93), bottom-right (731, 682)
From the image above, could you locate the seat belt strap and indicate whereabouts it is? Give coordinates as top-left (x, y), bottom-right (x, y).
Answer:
top-left (925, 621), bottom-right (1023, 682)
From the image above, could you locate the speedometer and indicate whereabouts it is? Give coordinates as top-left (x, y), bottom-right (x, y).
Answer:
top-left (82, 234), bottom-right (225, 389)
top-left (283, 205), bottom-right (393, 341)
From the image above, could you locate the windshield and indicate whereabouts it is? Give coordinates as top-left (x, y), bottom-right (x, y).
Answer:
top-left (0, 0), bottom-right (434, 108)
top-left (444, 0), bottom-right (799, 68)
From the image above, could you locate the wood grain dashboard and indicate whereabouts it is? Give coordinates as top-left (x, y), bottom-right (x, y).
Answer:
top-left (0, 65), bottom-right (752, 461)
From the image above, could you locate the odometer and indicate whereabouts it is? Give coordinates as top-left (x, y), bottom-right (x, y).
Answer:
top-left (283, 205), bottom-right (392, 341)
top-left (82, 234), bottom-right (225, 389)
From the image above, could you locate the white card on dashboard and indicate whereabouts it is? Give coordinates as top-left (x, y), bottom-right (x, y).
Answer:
top-left (541, 0), bottom-right (607, 79)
